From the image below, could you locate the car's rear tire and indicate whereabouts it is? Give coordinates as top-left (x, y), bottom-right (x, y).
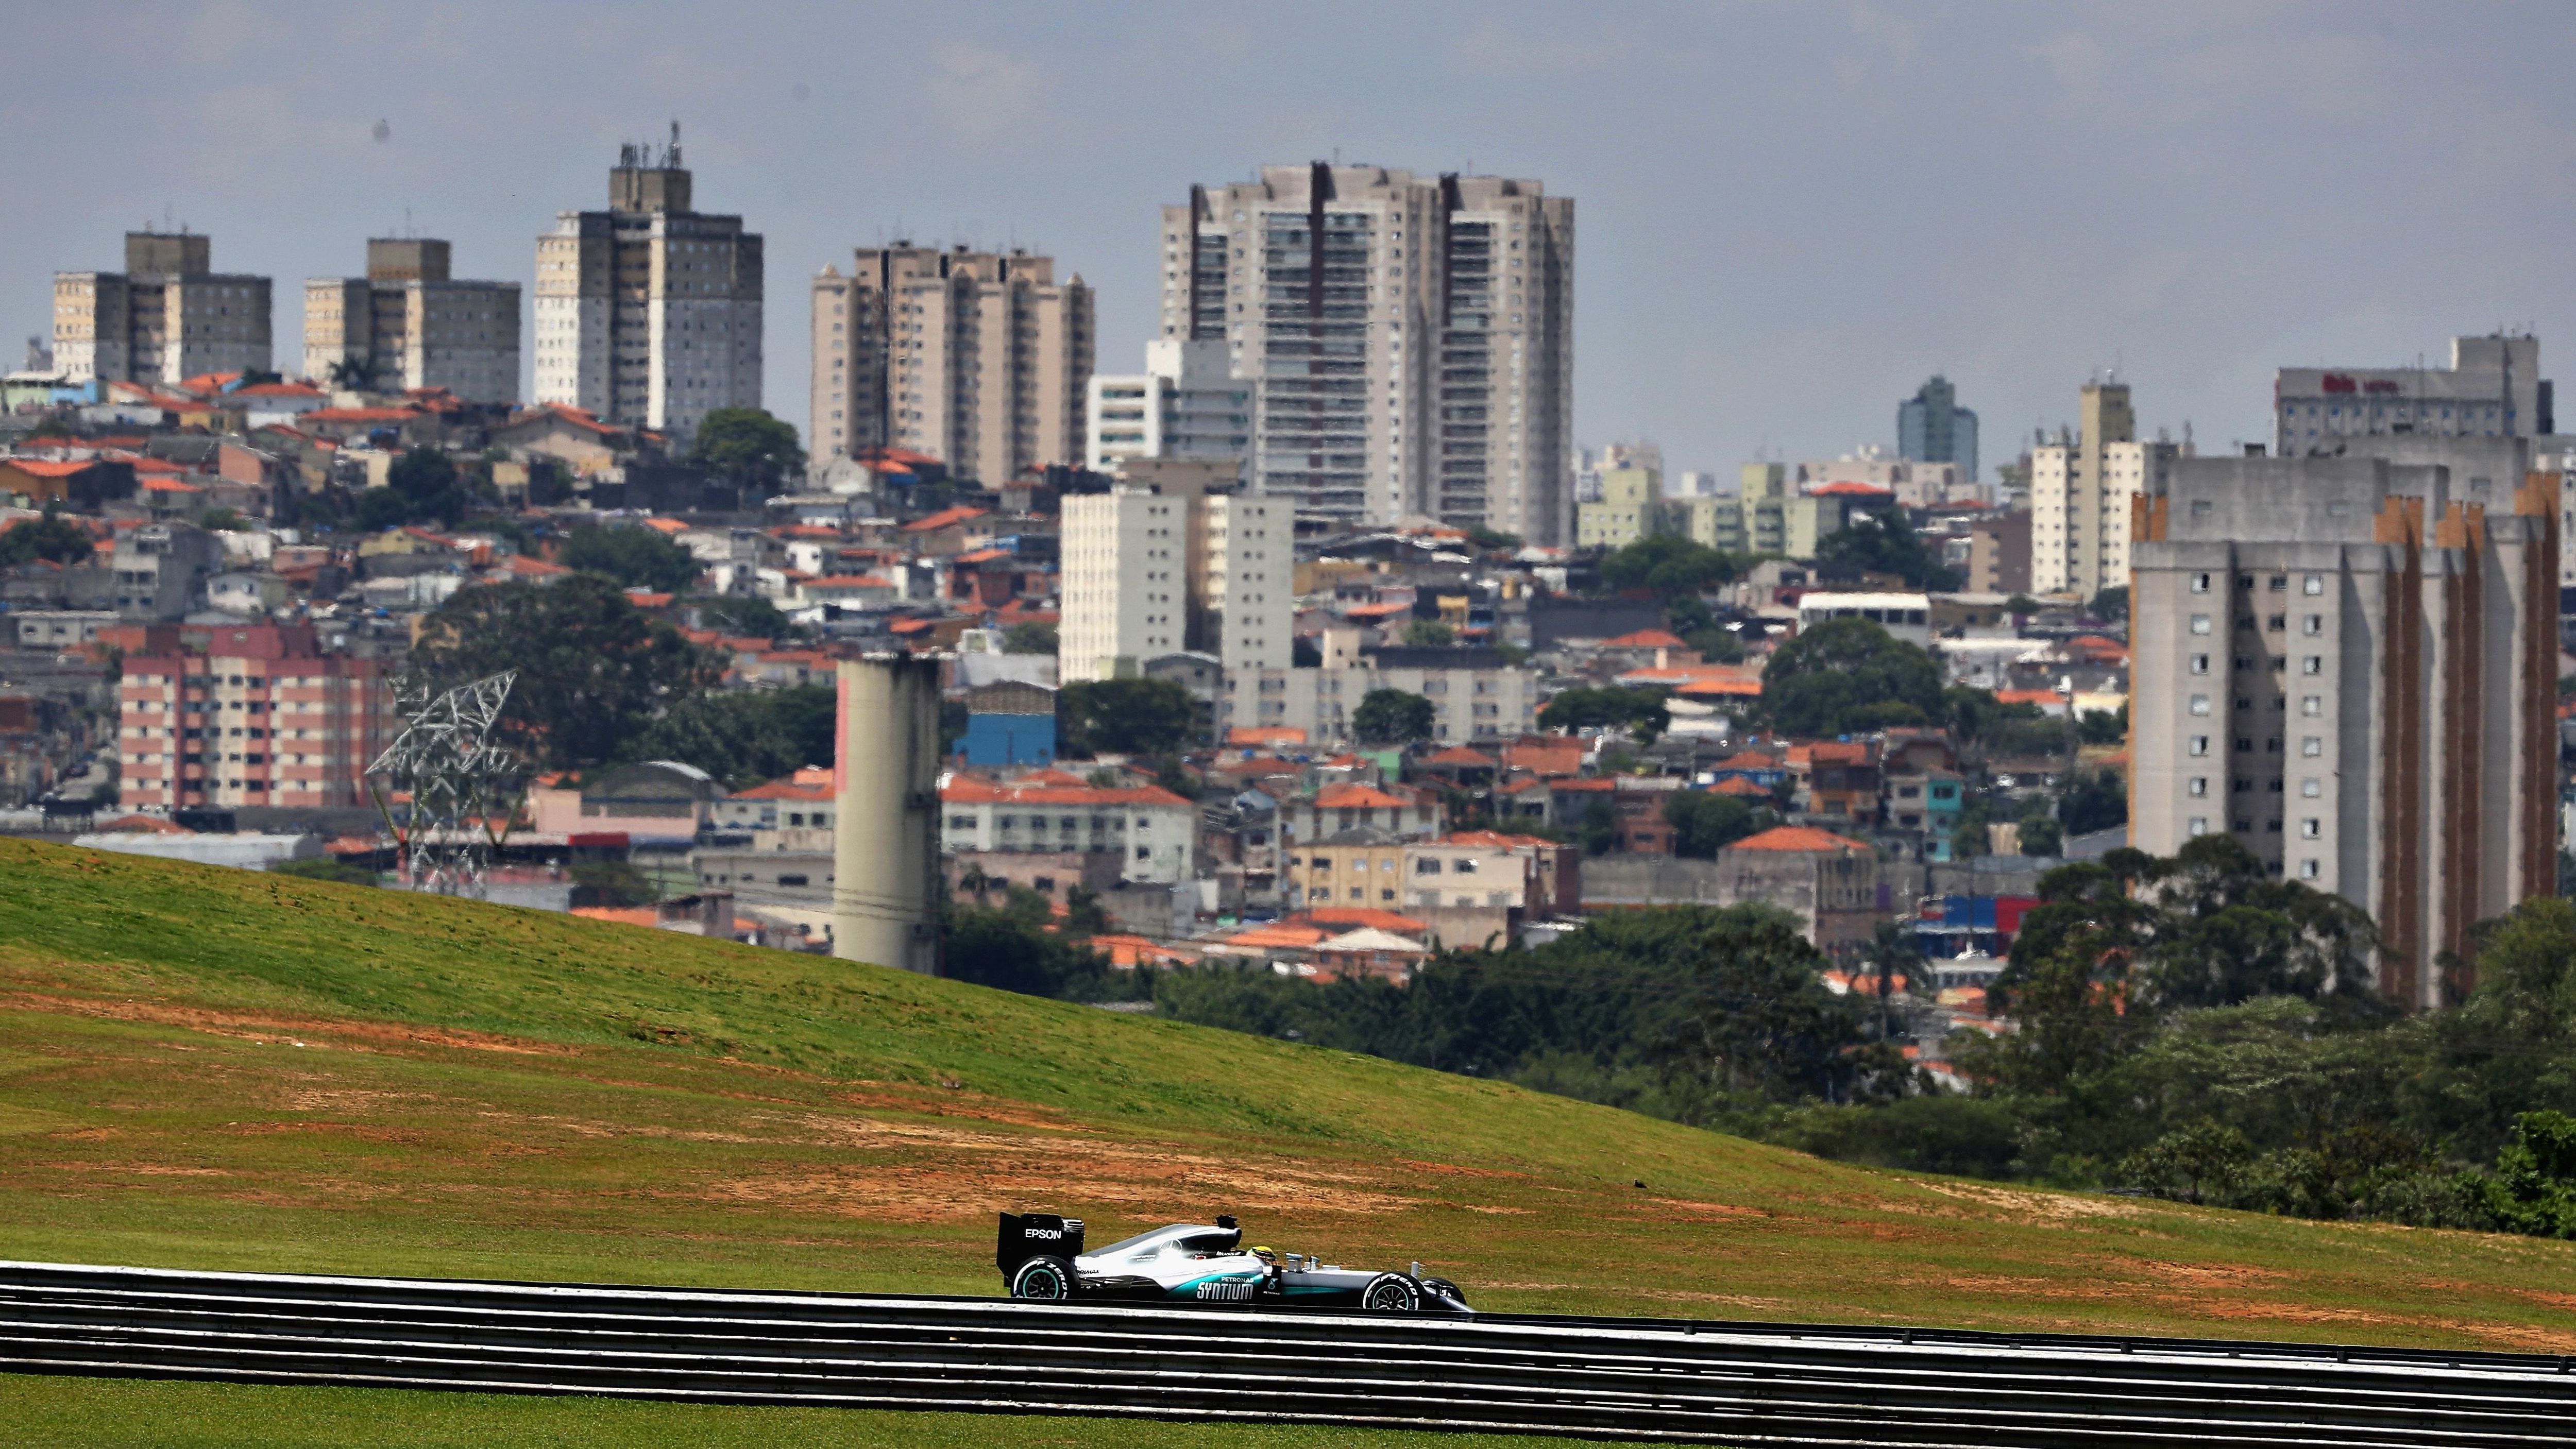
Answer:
top-left (1011, 1256), bottom-right (1076, 1301)
top-left (1360, 1272), bottom-right (1420, 1312)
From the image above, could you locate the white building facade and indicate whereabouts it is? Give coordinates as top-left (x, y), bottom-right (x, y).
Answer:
top-left (532, 138), bottom-right (762, 446)
top-left (1084, 337), bottom-right (1251, 472)
top-left (1161, 164), bottom-right (1574, 543)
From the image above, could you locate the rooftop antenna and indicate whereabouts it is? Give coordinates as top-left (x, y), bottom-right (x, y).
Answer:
top-left (668, 118), bottom-right (682, 168)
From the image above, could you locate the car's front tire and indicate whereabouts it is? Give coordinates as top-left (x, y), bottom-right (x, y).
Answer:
top-left (1011, 1256), bottom-right (1077, 1301)
top-left (1360, 1272), bottom-right (1421, 1312)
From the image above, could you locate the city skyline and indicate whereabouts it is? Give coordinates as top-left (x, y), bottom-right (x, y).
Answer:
top-left (7, 2), bottom-right (2575, 476)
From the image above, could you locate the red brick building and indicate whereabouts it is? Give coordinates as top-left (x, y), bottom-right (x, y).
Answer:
top-left (119, 624), bottom-right (390, 810)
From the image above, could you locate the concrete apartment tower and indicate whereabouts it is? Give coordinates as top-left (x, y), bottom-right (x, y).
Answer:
top-left (53, 232), bottom-right (272, 386)
top-left (303, 238), bottom-right (520, 402)
top-left (2129, 450), bottom-right (2558, 1008)
top-left (1084, 337), bottom-right (1251, 473)
top-left (1897, 374), bottom-right (1978, 482)
top-left (1161, 164), bottom-right (1574, 543)
top-left (532, 127), bottom-right (763, 446)
top-left (2276, 334), bottom-right (2552, 453)
top-left (2031, 381), bottom-right (2177, 599)
top-left (809, 245), bottom-right (1092, 481)
top-left (1057, 459), bottom-right (1292, 728)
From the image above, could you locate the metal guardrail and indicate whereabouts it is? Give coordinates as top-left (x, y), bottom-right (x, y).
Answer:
top-left (0, 1260), bottom-right (2570, 1446)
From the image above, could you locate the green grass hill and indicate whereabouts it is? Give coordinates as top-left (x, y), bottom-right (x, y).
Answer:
top-left (3, 835), bottom-right (2573, 1358)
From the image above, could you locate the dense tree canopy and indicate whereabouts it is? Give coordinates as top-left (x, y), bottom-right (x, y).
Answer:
top-left (386, 448), bottom-right (468, 528)
top-left (1537, 686), bottom-right (1667, 740)
top-left (1351, 687), bottom-right (1436, 745)
top-left (688, 593), bottom-right (796, 640)
top-left (621, 684), bottom-right (835, 787)
top-left (1663, 790), bottom-right (1768, 858)
top-left (1760, 618), bottom-right (1944, 736)
top-left (0, 505), bottom-right (93, 566)
top-left (1599, 534), bottom-right (1744, 594)
top-left (560, 525), bottom-right (706, 595)
top-left (413, 575), bottom-right (721, 772)
top-left (1058, 678), bottom-right (1197, 757)
top-left (1001, 621), bottom-right (1058, 655)
top-left (1815, 503), bottom-right (1957, 590)
top-left (690, 407), bottom-right (805, 499)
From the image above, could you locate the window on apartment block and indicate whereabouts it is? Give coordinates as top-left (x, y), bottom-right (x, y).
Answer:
top-left (2188, 778), bottom-right (2209, 797)
top-left (2190, 613), bottom-right (2212, 635)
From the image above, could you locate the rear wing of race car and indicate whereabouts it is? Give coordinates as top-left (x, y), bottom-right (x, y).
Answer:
top-left (996, 1212), bottom-right (1084, 1274)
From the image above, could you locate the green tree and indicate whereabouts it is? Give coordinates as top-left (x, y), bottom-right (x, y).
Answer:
top-left (1815, 504), bottom-right (1957, 590)
top-left (1664, 910), bottom-right (1869, 1103)
top-left (1664, 790), bottom-right (1764, 858)
top-left (2058, 766), bottom-right (2127, 835)
top-left (1351, 687), bottom-right (1437, 746)
top-left (2076, 705), bottom-right (2128, 746)
top-left (194, 507), bottom-right (247, 533)
top-left (688, 593), bottom-right (795, 640)
top-left (413, 575), bottom-right (721, 772)
top-left (354, 487), bottom-right (411, 532)
top-left (942, 890), bottom-right (1137, 1002)
top-left (1467, 525), bottom-right (1522, 552)
top-left (0, 504), bottom-right (93, 566)
top-left (1002, 621), bottom-right (1058, 654)
top-left (2090, 585), bottom-right (2130, 622)
top-left (2419, 897), bottom-right (2576, 1159)
top-left (1059, 678), bottom-right (1196, 757)
top-left (559, 525), bottom-right (705, 594)
top-left (266, 856), bottom-right (377, 887)
top-left (623, 684), bottom-right (835, 786)
top-left (1759, 618), bottom-right (1944, 737)
top-left (1575, 798), bottom-right (1619, 857)
top-left (2014, 810), bottom-right (2063, 857)
top-left (2478, 1111), bottom-right (2576, 1237)
top-left (387, 448), bottom-right (467, 527)
top-left (1537, 686), bottom-right (1667, 740)
top-left (690, 407), bottom-right (805, 502)
top-left (569, 859), bottom-right (660, 908)
top-left (2003, 593), bottom-right (2044, 615)
top-left (1600, 534), bottom-right (1742, 593)
top-left (1401, 619), bottom-right (1456, 646)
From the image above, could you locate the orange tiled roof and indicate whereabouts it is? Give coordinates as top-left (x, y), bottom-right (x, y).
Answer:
top-left (1420, 745), bottom-right (1499, 766)
top-left (902, 505), bottom-right (987, 533)
top-left (1227, 726), bottom-right (1308, 747)
top-left (1602, 627), bottom-right (1687, 648)
top-left (941, 776), bottom-right (1192, 808)
top-left (1311, 783), bottom-right (1412, 810)
top-left (1727, 825), bottom-right (1873, 853)
top-left (728, 777), bottom-right (833, 802)
top-left (1294, 907), bottom-right (1430, 934)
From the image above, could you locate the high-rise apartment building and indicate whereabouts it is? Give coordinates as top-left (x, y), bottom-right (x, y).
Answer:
top-left (2031, 381), bottom-right (2176, 598)
top-left (809, 245), bottom-right (1092, 481)
top-left (532, 132), bottom-right (762, 446)
top-left (2276, 334), bottom-right (2552, 454)
top-left (52, 232), bottom-right (272, 387)
top-left (1057, 461), bottom-right (1292, 702)
top-left (1084, 338), bottom-right (1250, 472)
top-left (304, 238), bottom-right (520, 403)
top-left (2130, 452), bottom-right (2557, 1007)
top-left (1161, 164), bottom-right (1574, 542)
top-left (1897, 374), bottom-right (1979, 482)
top-left (118, 623), bottom-right (391, 810)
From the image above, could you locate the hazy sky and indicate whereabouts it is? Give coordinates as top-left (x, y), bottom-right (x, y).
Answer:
top-left (8, 2), bottom-right (2574, 478)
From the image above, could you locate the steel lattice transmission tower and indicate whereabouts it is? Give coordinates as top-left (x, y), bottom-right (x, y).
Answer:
top-left (366, 671), bottom-right (520, 897)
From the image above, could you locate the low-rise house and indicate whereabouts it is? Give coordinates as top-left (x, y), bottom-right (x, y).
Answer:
top-left (1279, 781), bottom-right (1443, 847)
top-left (939, 769), bottom-right (1197, 885)
top-left (1709, 825), bottom-right (1888, 961)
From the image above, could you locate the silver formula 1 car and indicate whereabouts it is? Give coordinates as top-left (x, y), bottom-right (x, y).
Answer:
top-left (997, 1212), bottom-right (1470, 1313)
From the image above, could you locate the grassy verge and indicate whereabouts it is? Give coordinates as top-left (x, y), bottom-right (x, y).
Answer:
top-left (0, 1375), bottom-right (1620, 1448)
top-left (0, 837), bottom-right (2571, 1355)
